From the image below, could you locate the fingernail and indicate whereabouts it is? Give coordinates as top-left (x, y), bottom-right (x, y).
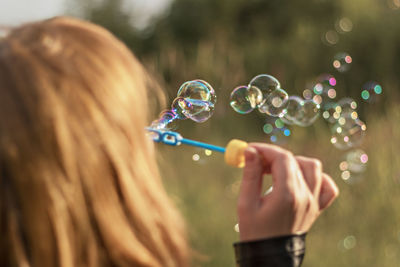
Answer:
top-left (244, 147), bottom-right (257, 163)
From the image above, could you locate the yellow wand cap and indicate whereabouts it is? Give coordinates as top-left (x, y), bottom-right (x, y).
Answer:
top-left (224, 139), bottom-right (249, 168)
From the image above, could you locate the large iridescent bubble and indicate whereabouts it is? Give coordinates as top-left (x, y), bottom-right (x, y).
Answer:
top-left (230, 85), bottom-right (263, 114)
top-left (296, 99), bottom-right (320, 127)
top-left (248, 74), bottom-right (281, 101)
top-left (175, 80), bottom-right (216, 123)
top-left (258, 88), bottom-right (289, 117)
top-left (281, 96), bottom-right (303, 125)
top-left (151, 79), bottom-right (217, 130)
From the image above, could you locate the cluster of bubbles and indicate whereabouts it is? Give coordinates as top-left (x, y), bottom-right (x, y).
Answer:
top-left (230, 74), bottom-right (320, 143)
top-left (151, 80), bottom-right (217, 130)
top-left (263, 117), bottom-right (292, 144)
top-left (303, 73), bottom-right (371, 183)
top-left (322, 17), bottom-right (353, 46)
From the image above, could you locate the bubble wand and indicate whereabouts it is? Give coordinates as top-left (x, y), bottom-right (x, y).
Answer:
top-left (147, 128), bottom-right (248, 168)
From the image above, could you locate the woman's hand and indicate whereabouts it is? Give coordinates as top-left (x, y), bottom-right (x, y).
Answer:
top-left (237, 143), bottom-right (339, 242)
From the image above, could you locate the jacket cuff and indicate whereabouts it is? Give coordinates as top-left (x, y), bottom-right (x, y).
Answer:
top-left (233, 234), bottom-right (306, 267)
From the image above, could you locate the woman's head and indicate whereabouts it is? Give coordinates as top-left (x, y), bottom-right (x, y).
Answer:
top-left (0, 17), bottom-right (188, 267)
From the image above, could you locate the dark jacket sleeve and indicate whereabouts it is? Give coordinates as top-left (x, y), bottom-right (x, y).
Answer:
top-left (233, 234), bottom-right (306, 267)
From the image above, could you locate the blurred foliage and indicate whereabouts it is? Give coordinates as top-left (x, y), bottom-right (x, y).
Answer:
top-left (70, 0), bottom-right (400, 266)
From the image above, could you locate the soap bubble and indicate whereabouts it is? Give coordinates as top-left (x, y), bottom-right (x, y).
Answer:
top-left (322, 102), bottom-right (341, 124)
top-left (313, 95), bottom-right (323, 105)
top-left (192, 154), bottom-right (200, 161)
top-left (343, 149), bottom-right (369, 173)
top-left (248, 74), bottom-right (280, 100)
top-left (171, 97), bottom-right (189, 120)
top-left (335, 17), bottom-right (353, 33)
top-left (230, 85), bottom-right (263, 114)
top-left (263, 123), bottom-right (274, 134)
top-left (151, 110), bottom-right (178, 130)
top-left (274, 118), bottom-right (285, 129)
top-left (296, 99), bottom-right (320, 127)
top-left (312, 74), bottom-right (337, 106)
top-left (176, 80), bottom-right (216, 123)
top-left (281, 96), bottom-right (303, 125)
top-left (361, 81), bottom-right (383, 103)
top-left (317, 74), bottom-right (337, 87)
top-left (338, 97), bottom-right (357, 117)
top-left (177, 80), bottom-right (215, 102)
top-left (330, 118), bottom-right (367, 150)
top-left (269, 127), bottom-right (290, 144)
top-left (342, 236), bottom-right (357, 250)
top-left (204, 149), bottom-right (213, 156)
top-left (183, 99), bottom-right (215, 123)
top-left (303, 89), bottom-right (313, 100)
top-left (333, 52), bottom-right (352, 73)
top-left (323, 30), bottom-right (339, 45)
top-left (340, 170), bottom-right (364, 184)
top-left (258, 88), bottom-right (289, 117)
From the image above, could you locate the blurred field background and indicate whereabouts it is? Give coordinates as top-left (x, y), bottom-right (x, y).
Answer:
top-left (73, 0), bottom-right (400, 266)
top-left (4, 0), bottom-right (400, 266)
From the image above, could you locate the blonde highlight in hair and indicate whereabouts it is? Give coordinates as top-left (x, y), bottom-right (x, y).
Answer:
top-left (0, 17), bottom-right (189, 267)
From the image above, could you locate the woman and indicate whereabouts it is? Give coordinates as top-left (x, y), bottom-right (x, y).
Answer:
top-left (0, 17), bottom-right (338, 267)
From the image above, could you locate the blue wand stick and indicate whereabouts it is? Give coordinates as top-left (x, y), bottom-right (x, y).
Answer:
top-left (146, 128), bottom-right (249, 168)
top-left (146, 128), bottom-right (226, 153)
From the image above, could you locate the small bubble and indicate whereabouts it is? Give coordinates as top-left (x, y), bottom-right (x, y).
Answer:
top-left (313, 95), bottom-right (323, 105)
top-left (339, 161), bottom-right (349, 171)
top-left (345, 149), bottom-right (368, 173)
top-left (263, 124), bottom-right (274, 134)
top-left (258, 88), bottom-right (289, 117)
top-left (275, 118), bottom-right (285, 129)
top-left (192, 154), bottom-right (200, 161)
top-left (303, 89), bottom-right (313, 99)
top-left (343, 236), bottom-right (357, 250)
top-left (341, 171), bottom-right (351, 180)
top-left (327, 88), bottom-right (337, 99)
top-left (324, 30), bottom-right (339, 45)
top-left (335, 17), bottom-right (353, 33)
top-left (361, 81), bottom-right (383, 103)
top-left (204, 149), bottom-right (213, 156)
top-left (331, 119), bottom-right (366, 150)
top-left (333, 52), bottom-right (352, 73)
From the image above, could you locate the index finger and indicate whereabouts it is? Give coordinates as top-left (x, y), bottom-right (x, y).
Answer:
top-left (249, 143), bottom-right (299, 193)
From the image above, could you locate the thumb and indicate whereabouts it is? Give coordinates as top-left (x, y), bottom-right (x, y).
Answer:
top-left (239, 147), bottom-right (264, 209)
top-left (319, 173), bottom-right (339, 210)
